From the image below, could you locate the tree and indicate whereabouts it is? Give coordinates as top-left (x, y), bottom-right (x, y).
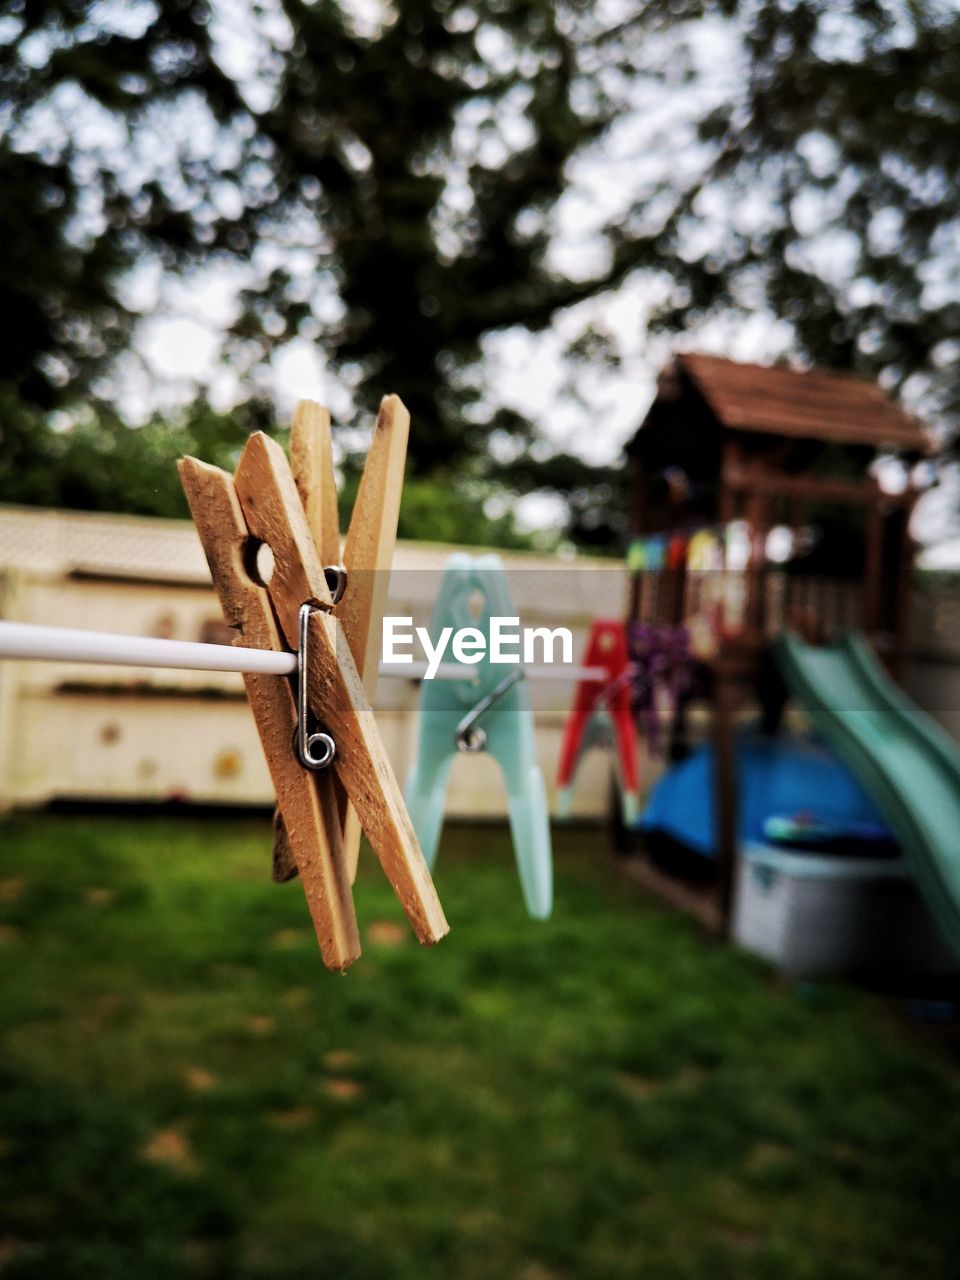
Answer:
top-left (629, 0), bottom-right (960, 432)
top-left (234, 0), bottom-right (625, 473)
top-left (239, 0), bottom-right (960, 537)
top-left (1, 0), bottom-right (633, 545)
top-left (0, 0), bottom-right (249, 409)
top-left (2, 0), bottom-right (958, 550)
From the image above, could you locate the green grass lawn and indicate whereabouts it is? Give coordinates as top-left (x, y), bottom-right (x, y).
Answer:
top-left (1, 814), bottom-right (959, 1280)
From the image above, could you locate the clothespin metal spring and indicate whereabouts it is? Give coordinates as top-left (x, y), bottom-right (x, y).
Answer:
top-left (295, 565), bottom-right (347, 771)
top-left (455, 670), bottom-right (523, 754)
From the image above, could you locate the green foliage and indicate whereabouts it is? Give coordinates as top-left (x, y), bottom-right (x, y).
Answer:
top-left (393, 476), bottom-right (535, 550)
top-left (2, 1), bottom-right (958, 547)
top-left (1, 0), bottom-right (625, 544)
top-left (0, 389), bottom-right (541, 545)
top-left (2, 814), bottom-right (960, 1278)
top-left (0, 395), bottom-right (265, 518)
top-left (487, 450), bottom-right (630, 552)
top-left (636, 0), bottom-right (960, 426)
top-left (0, 1), bottom-right (245, 409)
top-left (336, 466), bottom-right (540, 550)
top-left (239, 0), bottom-right (618, 476)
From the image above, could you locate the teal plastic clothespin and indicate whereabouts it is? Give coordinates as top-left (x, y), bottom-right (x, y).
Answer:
top-left (404, 553), bottom-right (553, 919)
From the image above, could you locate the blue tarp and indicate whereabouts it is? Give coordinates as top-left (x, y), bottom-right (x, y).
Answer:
top-left (639, 732), bottom-right (890, 859)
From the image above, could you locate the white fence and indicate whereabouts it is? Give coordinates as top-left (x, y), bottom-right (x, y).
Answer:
top-left (0, 506), bottom-right (629, 818)
top-left (3, 504), bottom-right (958, 822)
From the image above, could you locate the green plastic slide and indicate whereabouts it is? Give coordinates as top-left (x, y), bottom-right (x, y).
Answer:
top-left (776, 632), bottom-right (960, 958)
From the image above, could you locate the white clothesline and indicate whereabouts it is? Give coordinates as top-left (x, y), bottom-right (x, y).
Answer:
top-left (0, 620), bottom-right (298, 676)
top-left (378, 662), bottom-right (611, 682)
top-left (0, 621), bottom-right (612, 683)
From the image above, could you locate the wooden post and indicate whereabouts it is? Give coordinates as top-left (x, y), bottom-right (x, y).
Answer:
top-left (718, 445), bottom-right (740, 639)
top-left (744, 483), bottom-right (769, 639)
top-left (713, 664), bottom-right (738, 936)
top-left (630, 468), bottom-right (648, 536)
top-left (628, 569), bottom-right (641, 627)
top-left (718, 443), bottom-right (739, 524)
top-left (863, 478), bottom-right (884, 637)
top-left (671, 554), bottom-right (688, 627)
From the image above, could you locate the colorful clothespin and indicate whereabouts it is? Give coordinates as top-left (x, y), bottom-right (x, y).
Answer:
top-left (685, 528), bottom-right (724, 656)
top-left (556, 620), bottom-right (640, 827)
top-left (627, 539), bottom-right (647, 573)
top-left (645, 537), bottom-right (667, 572)
top-left (687, 528), bottom-right (723, 572)
top-left (404, 554), bottom-right (553, 920)
top-left (179, 402), bottom-right (448, 971)
top-left (629, 623), bottom-right (692, 756)
top-left (667, 533), bottom-right (688, 570)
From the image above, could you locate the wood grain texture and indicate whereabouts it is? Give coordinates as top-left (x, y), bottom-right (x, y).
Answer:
top-left (178, 455), bottom-right (360, 970)
top-left (341, 395), bottom-right (409, 687)
top-left (339, 395), bottom-right (410, 880)
top-left (234, 433), bottom-right (448, 946)
top-left (275, 401), bottom-right (344, 884)
top-left (309, 606), bottom-right (448, 942)
top-left (272, 808), bottom-right (298, 883)
top-left (290, 401), bottom-right (341, 565)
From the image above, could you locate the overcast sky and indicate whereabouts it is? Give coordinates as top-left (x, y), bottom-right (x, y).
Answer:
top-left (122, 6), bottom-right (802, 533)
top-left (23, 0), bottom-right (955, 554)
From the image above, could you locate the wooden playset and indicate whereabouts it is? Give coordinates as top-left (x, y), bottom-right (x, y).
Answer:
top-left (3, 354), bottom-right (954, 971)
top-left (621, 353), bottom-right (933, 931)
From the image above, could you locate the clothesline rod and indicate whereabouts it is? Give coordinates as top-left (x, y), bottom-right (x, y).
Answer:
top-left (0, 620), bottom-right (297, 677)
top-left (378, 663), bottom-right (617, 682)
top-left (0, 622), bottom-right (623, 685)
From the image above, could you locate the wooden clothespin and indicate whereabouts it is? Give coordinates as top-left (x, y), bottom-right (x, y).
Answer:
top-left (178, 399), bottom-right (448, 971)
top-left (274, 396), bottom-right (410, 885)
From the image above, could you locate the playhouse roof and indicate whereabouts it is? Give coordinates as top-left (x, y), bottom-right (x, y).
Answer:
top-left (631, 354), bottom-right (930, 454)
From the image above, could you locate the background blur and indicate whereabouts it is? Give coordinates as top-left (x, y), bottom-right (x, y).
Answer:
top-left (2, 0), bottom-right (960, 553)
top-left (4, 4), bottom-right (960, 1278)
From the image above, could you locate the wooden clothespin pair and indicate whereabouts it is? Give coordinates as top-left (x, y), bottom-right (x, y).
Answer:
top-left (179, 396), bottom-right (448, 971)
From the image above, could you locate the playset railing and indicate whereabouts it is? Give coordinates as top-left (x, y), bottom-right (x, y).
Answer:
top-left (628, 530), bottom-right (879, 655)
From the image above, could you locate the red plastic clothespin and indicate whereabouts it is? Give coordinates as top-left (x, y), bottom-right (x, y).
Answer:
top-left (555, 620), bottom-right (640, 826)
